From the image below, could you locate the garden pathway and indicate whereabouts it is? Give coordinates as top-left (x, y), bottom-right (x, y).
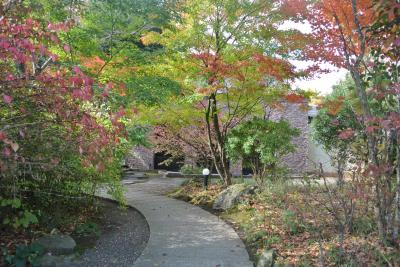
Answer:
top-left (114, 176), bottom-right (253, 267)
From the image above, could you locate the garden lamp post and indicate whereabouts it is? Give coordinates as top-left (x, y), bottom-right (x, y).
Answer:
top-left (202, 168), bottom-right (210, 190)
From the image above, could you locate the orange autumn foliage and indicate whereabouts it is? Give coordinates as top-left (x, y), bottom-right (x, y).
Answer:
top-left (304, 0), bottom-right (377, 68)
top-left (81, 56), bottom-right (105, 74)
top-left (253, 54), bottom-right (295, 81)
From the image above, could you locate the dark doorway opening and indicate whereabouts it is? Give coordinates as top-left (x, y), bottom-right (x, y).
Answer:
top-left (154, 152), bottom-right (184, 172)
top-left (242, 167), bottom-right (253, 175)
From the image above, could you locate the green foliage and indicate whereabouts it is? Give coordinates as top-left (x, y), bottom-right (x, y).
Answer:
top-left (0, 198), bottom-right (38, 229)
top-left (227, 118), bottom-right (299, 164)
top-left (372, 247), bottom-right (400, 267)
top-left (298, 258), bottom-right (314, 267)
top-left (3, 243), bottom-right (45, 267)
top-left (126, 125), bottom-right (150, 147)
top-left (180, 164), bottom-right (203, 175)
top-left (30, 0), bottom-right (182, 114)
top-left (263, 234), bottom-right (281, 249)
top-left (312, 78), bottom-right (363, 152)
top-left (227, 118), bottom-right (299, 182)
top-left (311, 76), bottom-right (366, 169)
top-left (28, 0), bottom-right (86, 22)
top-left (282, 210), bottom-right (304, 235)
top-left (326, 246), bottom-right (358, 266)
top-left (126, 76), bottom-right (181, 106)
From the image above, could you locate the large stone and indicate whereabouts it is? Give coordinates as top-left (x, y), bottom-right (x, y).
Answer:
top-left (33, 234), bottom-right (76, 255)
top-left (212, 184), bottom-right (257, 210)
top-left (257, 249), bottom-right (276, 267)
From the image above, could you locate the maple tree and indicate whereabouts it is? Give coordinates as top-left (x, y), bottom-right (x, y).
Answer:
top-left (68, 0), bottom-right (181, 111)
top-left (20, 0), bottom-right (182, 118)
top-left (157, 0), bottom-right (308, 185)
top-left (295, 0), bottom-right (400, 244)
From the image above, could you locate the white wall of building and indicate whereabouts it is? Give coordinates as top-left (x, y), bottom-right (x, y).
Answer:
top-left (308, 138), bottom-right (336, 174)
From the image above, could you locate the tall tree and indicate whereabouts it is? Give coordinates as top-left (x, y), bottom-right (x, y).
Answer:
top-left (158, 0), bottom-right (306, 185)
top-left (297, 0), bottom-right (400, 243)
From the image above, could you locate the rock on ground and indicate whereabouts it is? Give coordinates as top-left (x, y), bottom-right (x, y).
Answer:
top-left (257, 249), bottom-right (276, 267)
top-left (213, 184), bottom-right (257, 210)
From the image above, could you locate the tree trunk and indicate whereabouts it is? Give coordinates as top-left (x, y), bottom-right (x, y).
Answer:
top-left (393, 143), bottom-right (400, 244)
top-left (204, 94), bottom-right (232, 186)
top-left (393, 93), bottom-right (400, 243)
top-left (251, 156), bottom-right (265, 186)
top-left (350, 68), bottom-right (390, 241)
top-left (337, 0), bottom-right (391, 242)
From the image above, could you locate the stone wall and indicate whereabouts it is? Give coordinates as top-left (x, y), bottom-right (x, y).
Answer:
top-left (267, 102), bottom-right (310, 174)
top-left (125, 102), bottom-right (315, 175)
top-left (125, 146), bottom-right (154, 170)
top-left (229, 160), bottom-right (242, 177)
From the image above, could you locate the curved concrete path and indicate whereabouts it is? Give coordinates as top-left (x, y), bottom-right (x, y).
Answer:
top-left (122, 177), bottom-right (253, 267)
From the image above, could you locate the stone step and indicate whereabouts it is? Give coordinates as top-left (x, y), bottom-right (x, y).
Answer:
top-left (123, 172), bottom-right (148, 179)
top-left (121, 179), bottom-right (148, 185)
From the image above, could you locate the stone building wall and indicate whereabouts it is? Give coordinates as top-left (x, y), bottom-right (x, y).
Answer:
top-left (230, 161), bottom-right (242, 177)
top-left (125, 146), bottom-right (154, 170)
top-left (267, 102), bottom-right (310, 174)
top-left (125, 102), bottom-right (314, 175)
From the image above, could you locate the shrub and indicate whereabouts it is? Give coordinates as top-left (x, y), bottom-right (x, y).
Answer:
top-left (0, 198), bottom-right (38, 229)
top-left (180, 164), bottom-right (203, 175)
top-left (263, 234), bottom-right (281, 249)
top-left (227, 118), bottom-right (299, 185)
top-left (0, 10), bottom-right (128, 235)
